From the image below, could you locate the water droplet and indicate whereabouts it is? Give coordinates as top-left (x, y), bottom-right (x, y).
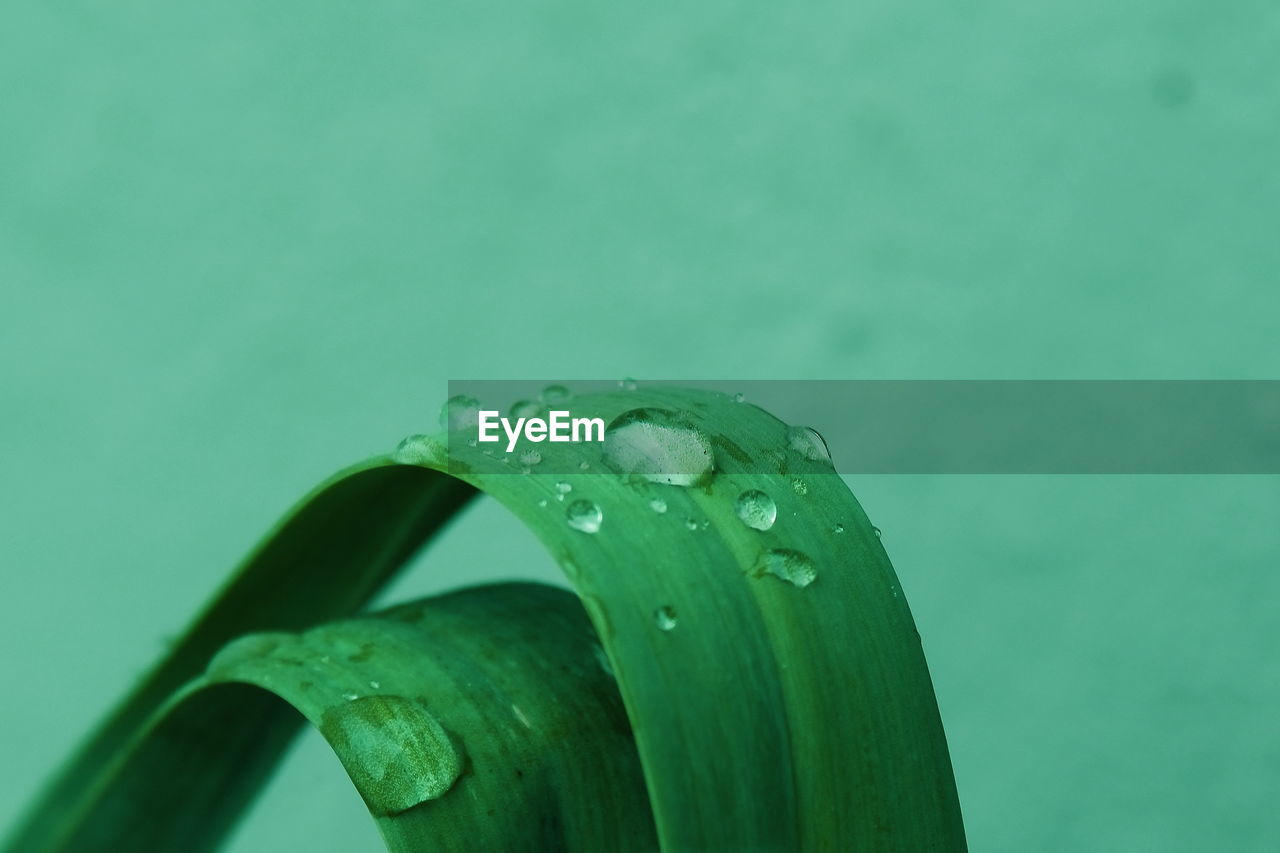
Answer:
top-left (392, 434), bottom-right (442, 465)
top-left (322, 696), bottom-right (464, 815)
top-left (555, 481), bottom-right (572, 501)
top-left (649, 497), bottom-right (668, 514)
top-left (519, 449), bottom-right (543, 467)
top-left (787, 425), bottom-right (832, 464)
top-left (833, 523), bottom-right (845, 534)
top-left (601, 408), bottom-right (716, 487)
top-left (540, 384), bottom-right (571, 404)
top-left (733, 392), bottom-right (745, 403)
top-left (791, 478), bottom-right (809, 496)
top-left (618, 377), bottom-right (638, 390)
top-left (578, 460), bottom-right (591, 471)
top-left (873, 526), bottom-right (882, 539)
top-left (536, 498), bottom-right (548, 508)
top-left (343, 691), bottom-right (361, 701)
top-left (653, 605), bottom-right (678, 631)
top-left (566, 499), bottom-right (603, 534)
top-left (510, 399), bottom-right (543, 419)
top-left (369, 680), bottom-right (381, 690)
top-left (749, 549), bottom-right (818, 588)
top-left (734, 489), bottom-right (777, 531)
top-left (439, 395), bottom-right (481, 432)
top-left (684, 517), bottom-right (699, 531)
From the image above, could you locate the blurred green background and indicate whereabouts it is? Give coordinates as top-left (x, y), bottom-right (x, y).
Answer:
top-left (2, 1), bottom-right (1277, 850)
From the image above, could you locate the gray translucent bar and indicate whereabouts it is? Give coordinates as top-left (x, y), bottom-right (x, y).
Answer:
top-left (446, 380), bottom-right (1280, 474)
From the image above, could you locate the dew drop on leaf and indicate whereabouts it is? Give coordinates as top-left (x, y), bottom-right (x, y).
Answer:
top-left (519, 449), bottom-right (542, 467)
top-left (791, 478), bottom-right (809, 496)
top-left (322, 696), bottom-right (464, 815)
top-left (510, 399), bottom-right (543, 419)
top-left (439, 395), bottom-right (481, 432)
top-left (601, 407), bottom-right (716, 487)
top-left (750, 548), bottom-right (818, 588)
top-left (734, 489), bottom-right (777, 531)
top-left (833, 522), bottom-right (845, 534)
top-left (392, 434), bottom-right (442, 465)
top-left (653, 605), bottom-right (678, 631)
top-left (540, 384), bottom-right (571, 404)
top-left (787, 425), bottom-right (832, 464)
top-left (649, 497), bottom-right (668, 514)
top-left (566, 499), bottom-right (603, 534)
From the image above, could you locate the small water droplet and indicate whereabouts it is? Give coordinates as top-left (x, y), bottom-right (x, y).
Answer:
top-left (791, 478), bottom-right (809, 496)
top-left (369, 680), bottom-right (381, 690)
top-left (537, 498), bottom-right (548, 508)
top-left (510, 399), bottom-right (543, 419)
top-left (343, 691), bottom-right (361, 701)
top-left (734, 489), bottom-right (777, 531)
top-left (540, 384), bottom-right (571, 404)
top-left (555, 481), bottom-right (572, 501)
top-left (602, 408), bottom-right (716, 487)
top-left (649, 497), bottom-right (668, 514)
top-left (322, 696), bottom-right (464, 815)
top-left (787, 425), bottom-right (832, 464)
top-left (653, 605), bottom-right (678, 631)
top-left (519, 449), bottom-right (543, 467)
top-left (618, 377), bottom-right (638, 390)
top-left (749, 549), bottom-right (818, 588)
top-left (733, 392), bottom-right (745, 403)
top-left (684, 517), bottom-right (699, 531)
top-left (578, 460), bottom-right (591, 471)
top-left (566, 499), bottom-right (603, 534)
top-left (392, 434), bottom-right (442, 465)
top-left (833, 523), bottom-right (845, 534)
top-left (873, 526), bottom-right (882, 539)
top-left (439, 395), bottom-right (481, 432)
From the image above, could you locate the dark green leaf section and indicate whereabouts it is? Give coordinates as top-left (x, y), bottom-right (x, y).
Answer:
top-left (41, 583), bottom-right (656, 852)
top-left (7, 386), bottom-right (966, 852)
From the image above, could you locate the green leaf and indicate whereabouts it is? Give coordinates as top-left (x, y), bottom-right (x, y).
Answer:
top-left (7, 386), bottom-right (966, 851)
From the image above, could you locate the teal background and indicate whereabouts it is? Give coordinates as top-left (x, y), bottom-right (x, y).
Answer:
top-left (2, 2), bottom-right (1277, 850)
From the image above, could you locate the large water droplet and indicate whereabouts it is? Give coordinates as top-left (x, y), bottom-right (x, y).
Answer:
top-left (601, 408), bottom-right (715, 487)
top-left (509, 399), bottom-right (543, 419)
top-left (750, 549), bottom-right (818, 588)
top-left (734, 489), bottom-right (777, 531)
top-left (322, 696), bottom-right (464, 815)
top-left (439, 395), bottom-right (481, 432)
top-left (540, 384), bottom-right (571, 404)
top-left (566, 499), bottom-right (602, 533)
top-left (653, 605), bottom-right (678, 631)
top-left (392, 434), bottom-right (443, 465)
top-left (787, 426), bottom-right (832, 464)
